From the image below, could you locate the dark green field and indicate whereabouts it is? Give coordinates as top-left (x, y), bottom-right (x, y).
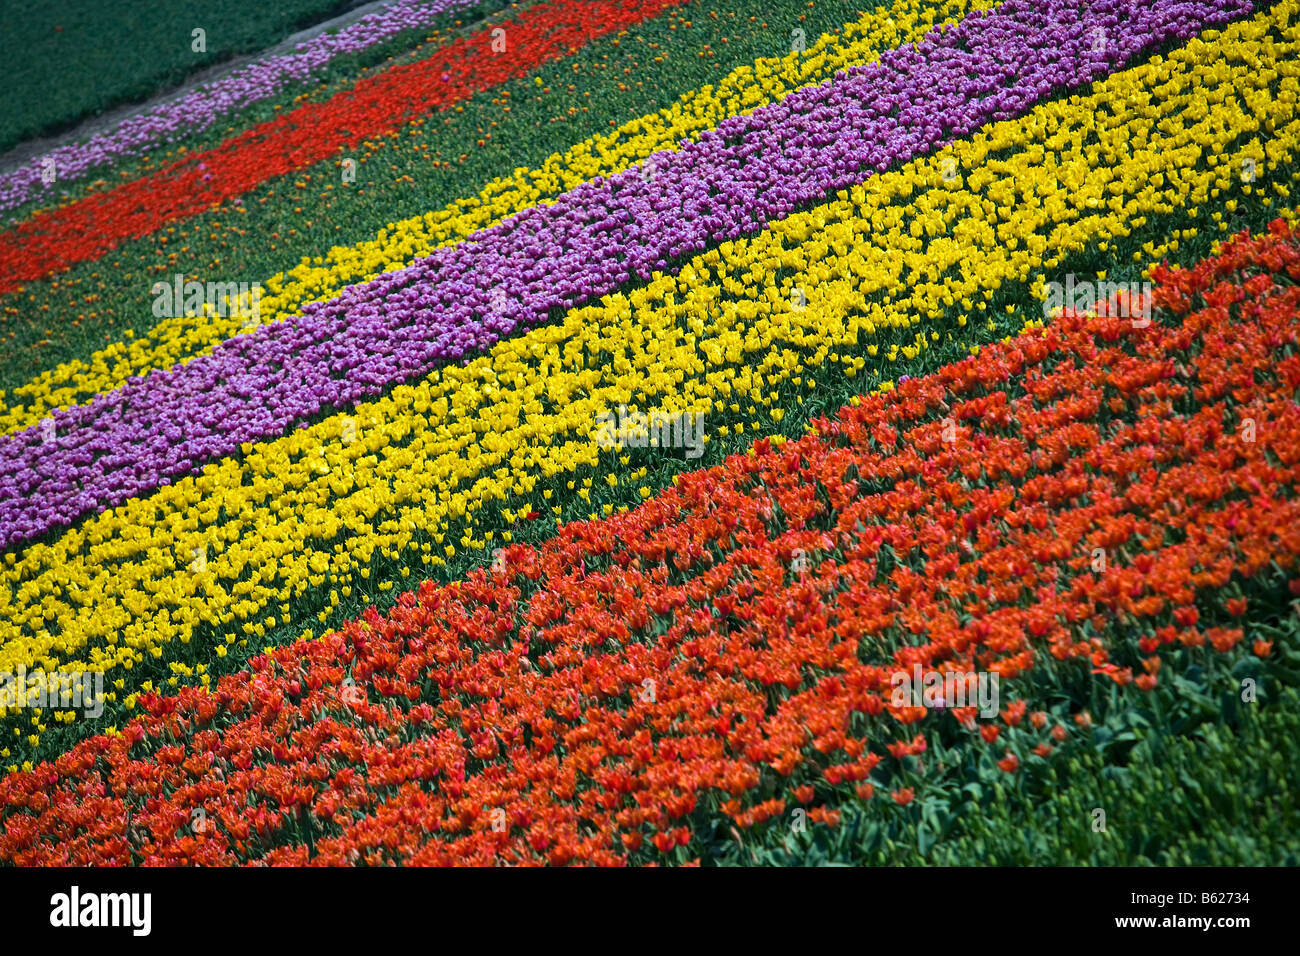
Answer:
top-left (0, 0), bottom-right (363, 154)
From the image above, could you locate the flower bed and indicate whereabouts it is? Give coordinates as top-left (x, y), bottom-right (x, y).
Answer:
top-left (0, 0), bottom-right (1256, 548)
top-left (2, 221), bottom-right (1296, 865)
top-left (0, 0), bottom-right (989, 437)
top-left (0, 4), bottom-right (1294, 764)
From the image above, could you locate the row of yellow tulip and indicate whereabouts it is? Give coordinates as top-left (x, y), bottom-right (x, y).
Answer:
top-left (0, 0), bottom-right (995, 438)
top-left (2, 2), bottom-right (1296, 759)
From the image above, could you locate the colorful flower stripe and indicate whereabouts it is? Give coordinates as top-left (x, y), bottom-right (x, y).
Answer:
top-left (0, 0), bottom-right (1249, 551)
top-left (0, 0), bottom-right (686, 294)
top-left (0, 4), bottom-right (1291, 759)
top-left (0, 0), bottom-right (996, 440)
top-left (3, 222), bottom-right (1298, 865)
top-left (0, 0), bottom-right (498, 220)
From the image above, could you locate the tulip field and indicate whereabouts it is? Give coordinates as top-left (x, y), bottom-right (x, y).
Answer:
top-left (0, 0), bottom-right (1298, 867)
